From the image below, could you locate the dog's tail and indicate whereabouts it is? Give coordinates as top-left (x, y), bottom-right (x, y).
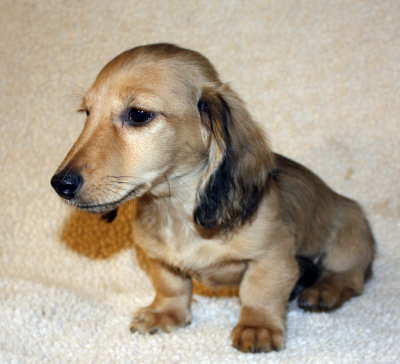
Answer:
top-left (289, 256), bottom-right (321, 301)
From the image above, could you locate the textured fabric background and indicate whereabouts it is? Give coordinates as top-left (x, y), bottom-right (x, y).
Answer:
top-left (0, 1), bottom-right (399, 363)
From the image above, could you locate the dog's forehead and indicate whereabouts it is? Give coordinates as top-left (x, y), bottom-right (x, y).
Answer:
top-left (90, 61), bottom-right (164, 96)
top-left (85, 58), bottom-right (199, 112)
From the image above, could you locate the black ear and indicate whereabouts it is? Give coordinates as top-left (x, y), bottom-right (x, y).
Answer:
top-left (193, 85), bottom-right (275, 233)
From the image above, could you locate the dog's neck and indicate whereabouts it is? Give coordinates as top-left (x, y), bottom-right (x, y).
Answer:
top-left (146, 161), bottom-right (207, 218)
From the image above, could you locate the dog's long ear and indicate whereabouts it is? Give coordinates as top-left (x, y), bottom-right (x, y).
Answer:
top-left (194, 85), bottom-right (275, 233)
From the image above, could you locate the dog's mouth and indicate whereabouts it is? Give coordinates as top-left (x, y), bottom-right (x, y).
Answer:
top-left (71, 183), bottom-right (146, 213)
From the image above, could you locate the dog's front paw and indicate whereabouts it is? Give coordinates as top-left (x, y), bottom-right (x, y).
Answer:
top-left (130, 307), bottom-right (191, 334)
top-left (231, 324), bottom-right (284, 353)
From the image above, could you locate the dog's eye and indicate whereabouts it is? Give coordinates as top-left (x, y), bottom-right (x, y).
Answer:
top-left (124, 107), bottom-right (154, 126)
top-left (78, 108), bottom-right (90, 117)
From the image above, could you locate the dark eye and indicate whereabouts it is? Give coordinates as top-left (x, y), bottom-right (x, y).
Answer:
top-left (78, 108), bottom-right (90, 117)
top-left (124, 107), bottom-right (154, 126)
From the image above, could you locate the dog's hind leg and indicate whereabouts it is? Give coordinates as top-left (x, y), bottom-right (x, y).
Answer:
top-left (298, 202), bottom-right (375, 312)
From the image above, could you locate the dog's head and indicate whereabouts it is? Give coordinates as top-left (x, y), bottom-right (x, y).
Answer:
top-left (51, 43), bottom-right (274, 232)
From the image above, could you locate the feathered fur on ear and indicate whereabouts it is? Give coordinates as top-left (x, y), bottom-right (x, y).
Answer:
top-left (193, 85), bottom-right (275, 233)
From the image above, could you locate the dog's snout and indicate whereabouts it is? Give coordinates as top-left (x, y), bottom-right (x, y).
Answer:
top-left (51, 169), bottom-right (83, 200)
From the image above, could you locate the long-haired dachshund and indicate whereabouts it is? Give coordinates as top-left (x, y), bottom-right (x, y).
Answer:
top-left (51, 43), bottom-right (375, 353)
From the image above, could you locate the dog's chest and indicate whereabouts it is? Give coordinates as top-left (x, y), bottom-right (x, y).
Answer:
top-left (154, 222), bottom-right (248, 286)
top-left (135, 195), bottom-right (273, 287)
top-left (157, 219), bottom-right (232, 270)
top-left (136, 199), bottom-right (244, 271)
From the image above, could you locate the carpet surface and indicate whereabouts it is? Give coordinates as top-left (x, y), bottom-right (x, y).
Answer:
top-left (1, 1), bottom-right (399, 363)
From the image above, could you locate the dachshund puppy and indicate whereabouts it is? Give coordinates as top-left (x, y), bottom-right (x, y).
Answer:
top-left (51, 44), bottom-right (375, 353)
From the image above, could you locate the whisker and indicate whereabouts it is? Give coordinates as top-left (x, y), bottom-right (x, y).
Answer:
top-left (105, 175), bottom-right (135, 179)
top-left (162, 172), bottom-right (172, 198)
top-left (102, 184), bottom-right (124, 194)
top-left (112, 181), bottom-right (137, 186)
top-left (92, 183), bottom-right (120, 195)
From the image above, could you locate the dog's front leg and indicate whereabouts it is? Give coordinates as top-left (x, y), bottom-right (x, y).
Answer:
top-left (232, 247), bottom-right (298, 353)
top-left (130, 259), bottom-right (192, 334)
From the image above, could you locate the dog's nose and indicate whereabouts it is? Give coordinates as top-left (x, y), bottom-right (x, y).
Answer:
top-left (51, 169), bottom-right (83, 200)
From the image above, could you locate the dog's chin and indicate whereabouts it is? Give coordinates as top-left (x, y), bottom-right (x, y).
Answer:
top-left (69, 184), bottom-right (147, 213)
top-left (75, 203), bottom-right (119, 214)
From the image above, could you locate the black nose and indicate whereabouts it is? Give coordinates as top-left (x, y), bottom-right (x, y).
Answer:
top-left (51, 169), bottom-right (83, 200)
